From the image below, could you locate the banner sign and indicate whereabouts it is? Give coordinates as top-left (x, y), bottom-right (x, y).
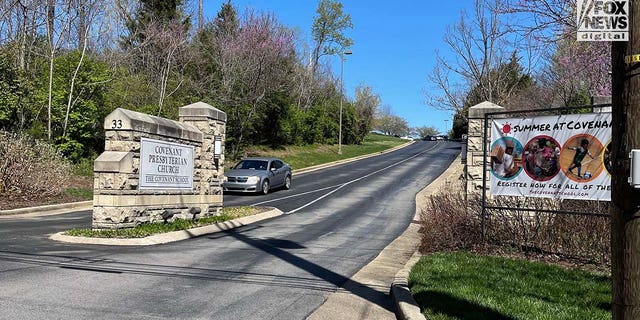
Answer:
top-left (490, 112), bottom-right (612, 201)
top-left (139, 138), bottom-right (194, 190)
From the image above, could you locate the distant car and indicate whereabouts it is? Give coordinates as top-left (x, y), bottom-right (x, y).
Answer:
top-left (223, 157), bottom-right (292, 195)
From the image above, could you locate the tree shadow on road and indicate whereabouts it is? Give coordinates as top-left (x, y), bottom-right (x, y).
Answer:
top-left (223, 229), bottom-right (395, 312)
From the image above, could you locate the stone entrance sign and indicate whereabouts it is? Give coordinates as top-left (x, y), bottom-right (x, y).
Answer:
top-left (92, 102), bottom-right (226, 229)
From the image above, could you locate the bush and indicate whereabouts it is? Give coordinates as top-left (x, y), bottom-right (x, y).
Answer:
top-left (419, 191), bottom-right (482, 253)
top-left (419, 186), bottom-right (610, 267)
top-left (0, 130), bottom-right (71, 197)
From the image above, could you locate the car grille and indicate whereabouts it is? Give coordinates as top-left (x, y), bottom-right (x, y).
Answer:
top-left (227, 177), bottom-right (248, 183)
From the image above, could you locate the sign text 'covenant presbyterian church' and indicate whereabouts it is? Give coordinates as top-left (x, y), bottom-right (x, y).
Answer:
top-left (139, 138), bottom-right (194, 190)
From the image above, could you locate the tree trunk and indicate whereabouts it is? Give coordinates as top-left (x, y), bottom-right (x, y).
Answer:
top-left (64, 18), bottom-right (91, 137)
top-left (77, 0), bottom-right (86, 47)
top-left (198, 0), bottom-right (203, 31)
top-left (46, 0), bottom-right (56, 140)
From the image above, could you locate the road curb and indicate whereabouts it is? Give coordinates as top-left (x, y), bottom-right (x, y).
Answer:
top-left (50, 207), bottom-right (283, 246)
top-left (391, 252), bottom-right (426, 320)
top-left (292, 140), bottom-right (415, 175)
top-left (390, 153), bottom-right (464, 320)
top-left (0, 200), bottom-right (93, 216)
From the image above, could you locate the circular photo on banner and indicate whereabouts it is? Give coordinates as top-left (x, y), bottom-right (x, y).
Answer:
top-left (490, 137), bottom-right (523, 180)
top-left (560, 134), bottom-right (604, 183)
top-left (523, 135), bottom-right (561, 181)
top-left (603, 140), bottom-right (612, 175)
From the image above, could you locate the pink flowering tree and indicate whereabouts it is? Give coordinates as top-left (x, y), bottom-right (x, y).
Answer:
top-left (213, 9), bottom-right (296, 158)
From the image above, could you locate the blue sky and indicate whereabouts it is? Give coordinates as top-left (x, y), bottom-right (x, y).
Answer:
top-left (203, 1), bottom-right (473, 134)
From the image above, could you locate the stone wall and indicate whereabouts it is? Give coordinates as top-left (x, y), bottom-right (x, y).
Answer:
top-left (92, 102), bottom-right (226, 229)
top-left (465, 101), bottom-right (504, 196)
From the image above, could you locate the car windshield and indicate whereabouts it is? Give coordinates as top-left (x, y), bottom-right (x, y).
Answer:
top-left (233, 160), bottom-right (268, 170)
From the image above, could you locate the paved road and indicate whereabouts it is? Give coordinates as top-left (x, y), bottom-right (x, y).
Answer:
top-left (0, 140), bottom-right (459, 319)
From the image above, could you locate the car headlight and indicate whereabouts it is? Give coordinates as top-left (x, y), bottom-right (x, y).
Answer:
top-left (247, 176), bottom-right (260, 183)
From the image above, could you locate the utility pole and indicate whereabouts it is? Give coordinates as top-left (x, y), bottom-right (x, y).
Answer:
top-left (611, 1), bottom-right (640, 319)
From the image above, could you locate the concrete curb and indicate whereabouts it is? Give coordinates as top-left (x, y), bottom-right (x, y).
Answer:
top-left (0, 200), bottom-right (93, 216)
top-left (50, 207), bottom-right (283, 246)
top-left (391, 252), bottom-right (426, 320)
top-left (390, 154), bottom-right (464, 320)
top-left (292, 140), bottom-right (415, 175)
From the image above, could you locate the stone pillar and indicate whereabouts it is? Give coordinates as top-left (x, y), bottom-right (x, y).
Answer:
top-left (466, 101), bottom-right (505, 195)
top-left (179, 102), bottom-right (227, 217)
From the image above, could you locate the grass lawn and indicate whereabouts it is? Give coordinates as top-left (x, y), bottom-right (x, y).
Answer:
top-left (408, 252), bottom-right (610, 320)
top-left (64, 206), bottom-right (268, 238)
top-left (238, 133), bottom-right (408, 170)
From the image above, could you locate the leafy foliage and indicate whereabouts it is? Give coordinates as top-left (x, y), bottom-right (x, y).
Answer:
top-left (0, 0), bottom-right (377, 164)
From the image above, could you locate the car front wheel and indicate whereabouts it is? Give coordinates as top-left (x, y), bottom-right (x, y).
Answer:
top-left (284, 175), bottom-right (291, 190)
top-left (261, 179), bottom-right (270, 195)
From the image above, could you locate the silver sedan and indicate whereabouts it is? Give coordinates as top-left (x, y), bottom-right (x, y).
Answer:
top-left (223, 157), bottom-right (292, 195)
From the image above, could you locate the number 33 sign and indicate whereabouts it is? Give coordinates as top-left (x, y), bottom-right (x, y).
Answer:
top-left (111, 119), bottom-right (123, 129)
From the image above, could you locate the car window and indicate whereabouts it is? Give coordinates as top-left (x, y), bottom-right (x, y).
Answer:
top-left (274, 160), bottom-right (283, 169)
top-left (234, 160), bottom-right (268, 170)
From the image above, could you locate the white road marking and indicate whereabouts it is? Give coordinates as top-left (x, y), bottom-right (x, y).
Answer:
top-left (250, 184), bottom-right (344, 206)
top-left (284, 142), bottom-right (442, 214)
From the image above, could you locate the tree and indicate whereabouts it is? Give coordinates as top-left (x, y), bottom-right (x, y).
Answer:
top-left (500, 0), bottom-right (611, 107)
top-left (36, 51), bottom-right (112, 160)
top-left (119, 0), bottom-right (191, 116)
top-left (211, 9), bottom-right (296, 158)
top-left (374, 106), bottom-right (410, 137)
top-left (310, 0), bottom-right (353, 75)
top-left (353, 85), bottom-right (379, 142)
top-left (415, 126), bottom-right (440, 139)
top-left (426, 0), bottom-right (533, 114)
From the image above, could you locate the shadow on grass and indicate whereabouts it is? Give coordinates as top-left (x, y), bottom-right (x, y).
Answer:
top-left (598, 302), bottom-right (611, 312)
top-left (413, 290), bottom-right (515, 320)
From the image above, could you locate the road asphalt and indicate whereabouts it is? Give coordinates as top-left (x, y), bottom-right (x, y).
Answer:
top-left (0, 141), bottom-right (463, 319)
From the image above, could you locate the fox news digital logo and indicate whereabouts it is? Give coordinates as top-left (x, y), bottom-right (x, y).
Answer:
top-left (577, 0), bottom-right (628, 41)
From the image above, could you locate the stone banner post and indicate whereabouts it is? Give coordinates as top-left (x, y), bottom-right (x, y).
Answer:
top-left (465, 101), bottom-right (504, 196)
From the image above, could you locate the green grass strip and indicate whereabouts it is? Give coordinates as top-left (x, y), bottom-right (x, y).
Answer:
top-left (242, 133), bottom-right (408, 170)
top-left (408, 251), bottom-right (610, 320)
top-left (65, 206), bottom-right (265, 238)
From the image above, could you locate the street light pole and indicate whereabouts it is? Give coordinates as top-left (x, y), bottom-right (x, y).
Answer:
top-left (338, 50), bottom-right (352, 155)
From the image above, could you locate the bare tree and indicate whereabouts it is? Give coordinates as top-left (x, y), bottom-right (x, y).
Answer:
top-left (426, 0), bottom-right (533, 114)
top-left (501, 0), bottom-right (576, 42)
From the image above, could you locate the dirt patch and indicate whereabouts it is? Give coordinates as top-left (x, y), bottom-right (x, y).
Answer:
top-left (0, 176), bottom-right (92, 210)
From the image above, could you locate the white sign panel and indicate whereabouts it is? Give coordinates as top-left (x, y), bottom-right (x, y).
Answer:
top-left (490, 112), bottom-right (611, 201)
top-left (577, 0), bottom-right (628, 41)
top-left (139, 138), bottom-right (194, 190)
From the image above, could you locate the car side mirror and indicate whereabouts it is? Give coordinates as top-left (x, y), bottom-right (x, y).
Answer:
top-left (270, 167), bottom-right (276, 171)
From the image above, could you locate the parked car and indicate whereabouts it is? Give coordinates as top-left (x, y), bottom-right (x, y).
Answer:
top-left (223, 157), bottom-right (292, 195)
